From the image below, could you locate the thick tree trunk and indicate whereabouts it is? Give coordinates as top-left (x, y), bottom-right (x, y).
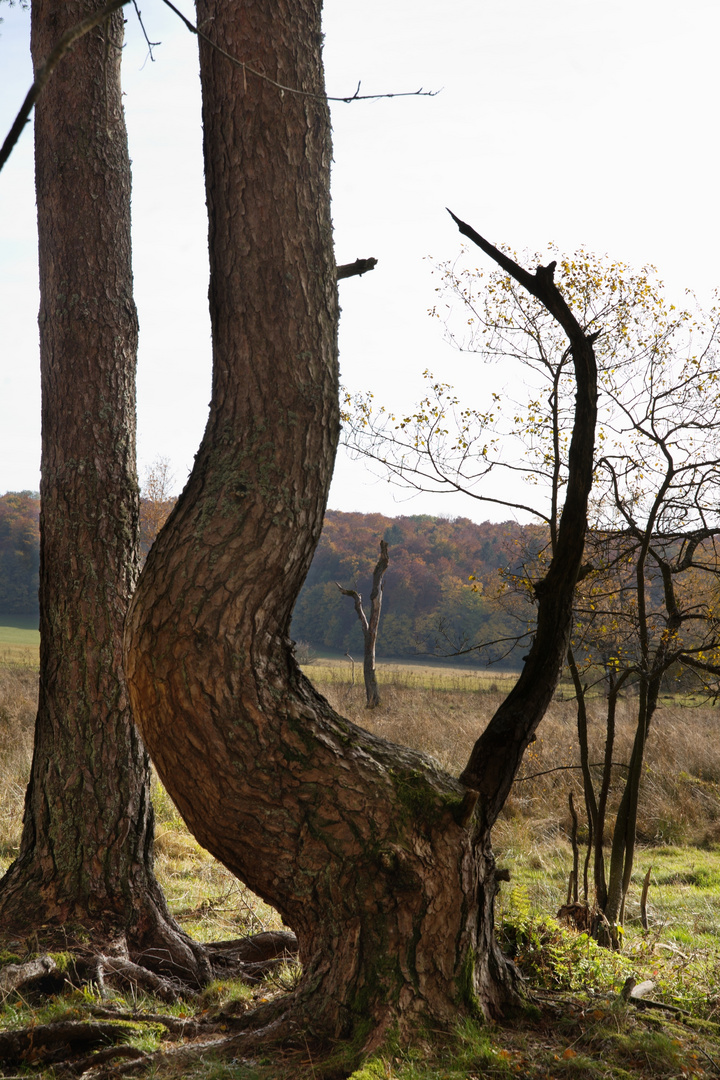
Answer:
top-left (124, 2), bottom-right (597, 1049)
top-left (0, 0), bottom-right (208, 985)
top-left (123, 0), bottom-right (518, 1043)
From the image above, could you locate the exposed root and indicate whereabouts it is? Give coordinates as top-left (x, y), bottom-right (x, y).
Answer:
top-left (0, 1019), bottom-right (142, 1067)
top-left (205, 929), bottom-right (298, 975)
top-left (58, 1044), bottom-right (152, 1077)
top-left (0, 930), bottom-right (302, 1076)
top-left (89, 1005), bottom-right (219, 1039)
top-left (0, 955), bottom-right (65, 999)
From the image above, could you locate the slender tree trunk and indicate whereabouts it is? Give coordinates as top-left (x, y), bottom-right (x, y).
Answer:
top-left (605, 674), bottom-right (660, 930)
top-left (567, 647), bottom-right (597, 902)
top-left (0, 0), bottom-right (208, 984)
top-left (593, 676), bottom-right (620, 914)
top-left (337, 540), bottom-right (389, 708)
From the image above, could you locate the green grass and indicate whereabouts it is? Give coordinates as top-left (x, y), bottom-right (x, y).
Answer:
top-left (0, 617), bottom-right (40, 667)
top-left (152, 776), bottom-right (285, 942)
top-left (2, 787), bottom-right (720, 1079)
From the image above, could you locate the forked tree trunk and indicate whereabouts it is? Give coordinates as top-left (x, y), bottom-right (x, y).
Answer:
top-left (0, 0), bottom-right (208, 985)
top-left (337, 540), bottom-right (389, 708)
top-left (124, 0), bottom-right (597, 1049)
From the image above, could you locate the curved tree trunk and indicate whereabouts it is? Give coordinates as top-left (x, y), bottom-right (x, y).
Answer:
top-left (124, 0), bottom-right (597, 1050)
top-left (124, 0), bottom-right (513, 1040)
top-left (0, 0), bottom-right (208, 985)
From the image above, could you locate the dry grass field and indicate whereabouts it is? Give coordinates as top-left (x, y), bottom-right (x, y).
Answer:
top-left (1, 658), bottom-right (720, 1078)
top-left (311, 661), bottom-right (720, 850)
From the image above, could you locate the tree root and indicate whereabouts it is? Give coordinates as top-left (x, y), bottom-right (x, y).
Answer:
top-left (93, 953), bottom-right (198, 1003)
top-left (205, 929), bottom-right (298, 971)
top-left (58, 1044), bottom-right (152, 1077)
top-left (0, 955), bottom-right (65, 999)
top-left (0, 1019), bottom-right (142, 1066)
top-left (0, 930), bottom-right (301, 1075)
top-left (89, 1005), bottom-right (218, 1039)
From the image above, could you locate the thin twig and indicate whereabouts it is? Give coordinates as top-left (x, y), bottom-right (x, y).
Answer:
top-left (131, 0), bottom-right (160, 64)
top-left (1, 0), bottom-right (436, 179)
top-left (515, 761), bottom-right (629, 783)
top-left (160, 0), bottom-right (438, 104)
top-left (0, 0), bottom-right (131, 174)
top-left (699, 1046), bottom-right (720, 1074)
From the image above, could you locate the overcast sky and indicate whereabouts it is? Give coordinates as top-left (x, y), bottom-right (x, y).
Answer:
top-left (1, 0), bottom-right (718, 522)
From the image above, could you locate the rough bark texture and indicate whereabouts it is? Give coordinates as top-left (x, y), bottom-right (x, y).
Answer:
top-left (124, 5), bottom-right (597, 1052)
top-left (123, 0), bottom-right (520, 1046)
top-left (0, 0), bottom-right (208, 985)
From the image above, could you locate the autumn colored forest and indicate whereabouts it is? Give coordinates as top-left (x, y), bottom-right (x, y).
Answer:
top-left (292, 509), bottom-right (533, 665)
top-left (0, 491), bottom-right (39, 615)
top-left (0, 492), bottom-right (533, 667)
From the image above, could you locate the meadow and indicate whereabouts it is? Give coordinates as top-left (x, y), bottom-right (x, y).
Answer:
top-left (0, 618), bottom-right (39, 670)
top-left (1, 640), bottom-right (719, 1078)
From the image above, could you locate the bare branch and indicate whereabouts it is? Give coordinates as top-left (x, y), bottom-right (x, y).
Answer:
top-left (337, 257), bottom-right (378, 280)
top-left (449, 217), bottom-right (599, 822)
top-left (131, 0), bottom-right (161, 63)
top-left (0, 0), bottom-right (131, 175)
top-left (160, 0), bottom-right (438, 104)
top-left (515, 761), bottom-right (629, 783)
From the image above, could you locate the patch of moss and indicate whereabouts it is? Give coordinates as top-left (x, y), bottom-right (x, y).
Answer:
top-left (457, 949), bottom-right (481, 1017)
top-left (48, 950), bottom-right (74, 973)
top-left (390, 768), bottom-right (443, 824)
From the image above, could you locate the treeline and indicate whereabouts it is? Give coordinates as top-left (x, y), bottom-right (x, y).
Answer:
top-left (0, 491), bottom-right (178, 618)
top-left (0, 495), bottom-right (532, 667)
top-left (291, 511), bottom-right (533, 667)
top-left (0, 492), bottom-right (40, 614)
top-left (0, 490), bottom-right (173, 617)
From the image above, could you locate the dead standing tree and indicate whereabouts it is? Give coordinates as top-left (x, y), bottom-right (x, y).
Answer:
top-left (336, 539), bottom-right (389, 708)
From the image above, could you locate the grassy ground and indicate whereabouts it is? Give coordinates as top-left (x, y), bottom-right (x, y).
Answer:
top-left (1, 659), bottom-right (719, 1077)
top-left (0, 624), bottom-right (39, 668)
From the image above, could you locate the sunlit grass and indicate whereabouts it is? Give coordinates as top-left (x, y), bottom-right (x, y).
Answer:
top-left (0, 622), bottom-right (40, 668)
top-left (303, 659), bottom-right (518, 694)
top-left (152, 775), bottom-right (286, 942)
top-left (1, 659), bottom-right (720, 1079)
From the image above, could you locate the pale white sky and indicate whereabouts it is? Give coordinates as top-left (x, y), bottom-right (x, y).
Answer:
top-left (1, 0), bottom-right (718, 522)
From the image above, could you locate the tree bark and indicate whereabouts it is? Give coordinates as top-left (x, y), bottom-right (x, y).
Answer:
top-left (123, 0), bottom-right (516, 1043)
top-left (0, 0), bottom-right (208, 986)
top-left (123, 7), bottom-right (596, 1052)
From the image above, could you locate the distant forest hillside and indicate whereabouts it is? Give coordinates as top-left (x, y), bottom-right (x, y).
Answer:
top-left (0, 495), bottom-right (535, 666)
top-left (291, 511), bottom-right (534, 667)
top-left (0, 492), bottom-right (40, 614)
